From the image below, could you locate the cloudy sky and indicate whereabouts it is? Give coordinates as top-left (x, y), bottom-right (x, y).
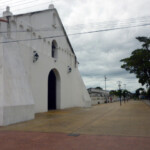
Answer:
top-left (0, 0), bottom-right (150, 92)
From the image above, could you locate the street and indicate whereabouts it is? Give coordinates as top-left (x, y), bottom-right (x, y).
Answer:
top-left (0, 100), bottom-right (150, 150)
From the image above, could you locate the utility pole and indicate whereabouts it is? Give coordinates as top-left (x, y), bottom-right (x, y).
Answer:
top-left (117, 81), bottom-right (122, 106)
top-left (124, 84), bottom-right (126, 90)
top-left (104, 75), bottom-right (107, 91)
top-left (124, 84), bottom-right (128, 102)
top-left (123, 84), bottom-right (126, 103)
top-left (104, 75), bottom-right (107, 103)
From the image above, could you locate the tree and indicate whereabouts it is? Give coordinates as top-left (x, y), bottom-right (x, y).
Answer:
top-left (122, 90), bottom-right (129, 101)
top-left (147, 88), bottom-right (150, 100)
top-left (135, 88), bottom-right (145, 99)
top-left (95, 87), bottom-right (103, 90)
top-left (110, 89), bottom-right (122, 98)
top-left (110, 90), bottom-right (117, 96)
top-left (120, 36), bottom-right (150, 88)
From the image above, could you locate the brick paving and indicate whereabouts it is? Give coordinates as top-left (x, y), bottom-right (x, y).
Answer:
top-left (0, 131), bottom-right (150, 150)
top-left (0, 100), bottom-right (150, 150)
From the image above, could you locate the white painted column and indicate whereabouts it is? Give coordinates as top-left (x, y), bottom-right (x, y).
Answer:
top-left (0, 36), bottom-right (4, 125)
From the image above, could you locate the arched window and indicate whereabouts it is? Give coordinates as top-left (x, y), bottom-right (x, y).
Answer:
top-left (52, 40), bottom-right (57, 58)
top-left (52, 12), bottom-right (56, 27)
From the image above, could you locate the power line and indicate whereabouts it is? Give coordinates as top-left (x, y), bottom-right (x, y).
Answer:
top-left (68, 23), bottom-right (150, 36)
top-left (0, 0), bottom-right (22, 5)
top-left (66, 21), bottom-right (150, 33)
top-left (1, 4), bottom-right (150, 29)
top-left (66, 17), bottom-right (150, 29)
top-left (64, 15), bottom-right (150, 29)
top-left (0, 1), bottom-right (149, 34)
top-left (0, 21), bottom-right (150, 35)
top-left (0, 22), bottom-right (150, 44)
top-left (54, 16), bottom-right (150, 30)
top-left (0, 19), bottom-right (149, 33)
top-left (1, 2), bottom-right (150, 25)
top-left (0, 18), bottom-right (149, 34)
top-left (6, 0), bottom-right (42, 8)
top-left (0, 0), bottom-right (49, 6)
top-left (10, 2), bottom-right (50, 12)
top-left (0, 0), bottom-right (59, 13)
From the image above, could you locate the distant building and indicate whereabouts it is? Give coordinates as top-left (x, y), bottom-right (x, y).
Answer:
top-left (88, 88), bottom-right (110, 105)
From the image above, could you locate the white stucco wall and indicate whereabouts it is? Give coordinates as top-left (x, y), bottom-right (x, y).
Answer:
top-left (0, 7), bottom-right (91, 125)
top-left (13, 8), bottom-right (91, 112)
top-left (0, 36), bottom-right (4, 125)
top-left (1, 41), bottom-right (35, 125)
top-left (0, 22), bottom-right (35, 126)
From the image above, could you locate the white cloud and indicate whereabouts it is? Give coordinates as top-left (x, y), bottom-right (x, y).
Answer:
top-left (0, 0), bottom-right (149, 92)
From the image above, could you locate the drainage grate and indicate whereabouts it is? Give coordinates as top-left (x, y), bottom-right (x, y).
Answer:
top-left (68, 133), bottom-right (80, 137)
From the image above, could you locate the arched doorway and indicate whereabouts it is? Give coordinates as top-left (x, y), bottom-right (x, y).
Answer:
top-left (48, 69), bottom-right (61, 110)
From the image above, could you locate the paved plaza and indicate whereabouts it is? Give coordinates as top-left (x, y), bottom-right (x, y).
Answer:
top-left (0, 100), bottom-right (150, 150)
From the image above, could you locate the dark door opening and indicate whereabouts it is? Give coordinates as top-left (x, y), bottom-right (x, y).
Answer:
top-left (48, 70), bottom-right (56, 110)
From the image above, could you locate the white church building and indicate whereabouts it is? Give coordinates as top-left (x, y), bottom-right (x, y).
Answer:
top-left (0, 5), bottom-right (91, 126)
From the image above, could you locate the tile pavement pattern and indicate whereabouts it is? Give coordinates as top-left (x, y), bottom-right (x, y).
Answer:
top-left (0, 100), bottom-right (150, 150)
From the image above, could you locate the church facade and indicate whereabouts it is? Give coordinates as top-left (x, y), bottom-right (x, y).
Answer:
top-left (0, 5), bottom-right (91, 126)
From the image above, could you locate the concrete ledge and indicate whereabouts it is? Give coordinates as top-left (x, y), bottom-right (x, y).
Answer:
top-left (1, 104), bottom-right (35, 126)
top-left (84, 101), bottom-right (91, 107)
top-left (143, 100), bottom-right (150, 106)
